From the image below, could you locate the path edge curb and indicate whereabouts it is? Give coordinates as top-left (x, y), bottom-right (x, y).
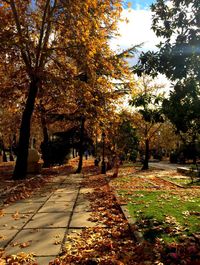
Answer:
top-left (112, 189), bottom-right (144, 243)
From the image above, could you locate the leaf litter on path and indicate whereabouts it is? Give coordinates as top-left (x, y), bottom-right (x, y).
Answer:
top-left (49, 167), bottom-right (162, 265)
top-left (1, 160), bottom-right (200, 264)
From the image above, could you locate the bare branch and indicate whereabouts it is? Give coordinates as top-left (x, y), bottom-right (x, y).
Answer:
top-left (25, 25), bottom-right (32, 66)
top-left (9, 0), bottom-right (31, 74)
top-left (39, 0), bottom-right (57, 68)
top-left (149, 123), bottom-right (162, 140)
top-left (35, 0), bottom-right (50, 69)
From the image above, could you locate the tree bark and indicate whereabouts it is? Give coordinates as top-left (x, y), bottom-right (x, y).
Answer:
top-left (72, 137), bottom-right (75, 158)
top-left (41, 115), bottom-right (49, 144)
top-left (13, 77), bottom-right (39, 180)
top-left (40, 109), bottom-right (50, 168)
top-left (76, 117), bottom-right (85, 173)
top-left (3, 150), bottom-right (7, 162)
top-left (192, 136), bottom-right (197, 165)
top-left (142, 138), bottom-right (149, 170)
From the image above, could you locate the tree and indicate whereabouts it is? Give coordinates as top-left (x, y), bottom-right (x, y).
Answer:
top-left (106, 111), bottom-right (138, 162)
top-left (134, 0), bottom-right (200, 161)
top-left (162, 79), bottom-right (200, 163)
top-left (136, 0), bottom-right (200, 80)
top-left (129, 76), bottom-right (164, 170)
top-left (151, 121), bottom-right (180, 158)
top-left (54, 0), bottom-right (132, 173)
top-left (0, 0), bottom-right (133, 177)
top-left (0, 0), bottom-right (71, 179)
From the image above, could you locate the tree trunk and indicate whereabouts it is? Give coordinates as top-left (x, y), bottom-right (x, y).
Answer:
top-left (13, 77), bottom-right (39, 180)
top-left (76, 117), bottom-right (85, 173)
top-left (2, 141), bottom-right (7, 162)
top-left (3, 150), bottom-right (7, 162)
top-left (40, 110), bottom-right (50, 168)
top-left (142, 138), bottom-right (149, 170)
top-left (72, 137), bottom-right (75, 158)
top-left (41, 115), bottom-right (49, 145)
top-left (72, 148), bottom-right (75, 158)
top-left (192, 137), bottom-right (197, 165)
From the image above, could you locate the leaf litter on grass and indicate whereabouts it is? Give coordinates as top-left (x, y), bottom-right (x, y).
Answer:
top-left (1, 160), bottom-right (200, 264)
top-left (50, 168), bottom-right (162, 265)
top-left (110, 164), bottom-right (200, 264)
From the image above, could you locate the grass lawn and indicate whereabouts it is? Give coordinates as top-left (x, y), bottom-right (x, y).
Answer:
top-left (111, 165), bottom-right (200, 245)
top-left (124, 190), bottom-right (200, 243)
top-left (161, 175), bottom-right (200, 187)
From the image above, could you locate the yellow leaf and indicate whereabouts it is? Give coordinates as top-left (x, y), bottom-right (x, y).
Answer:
top-left (127, 2), bottom-right (132, 8)
top-left (20, 241), bottom-right (31, 248)
top-left (12, 211), bottom-right (19, 220)
top-left (0, 211), bottom-right (4, 218)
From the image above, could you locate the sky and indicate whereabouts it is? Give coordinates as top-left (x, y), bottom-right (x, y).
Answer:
top-left (110, 0), bottom-right (171, 91)
top-left (128, 0), bottom-right (155, 10)
top-left (110, 0), bottom-right (158, 54)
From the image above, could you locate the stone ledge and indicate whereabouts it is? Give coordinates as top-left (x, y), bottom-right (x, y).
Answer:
top-left (112, 189), bottom-right (144, 243)
top-left (177, 167), bottom-right (190, 174)
top-left (120, 205), bottom-right (144, 243)
top-left (177, 167), bottom-right (199, 178)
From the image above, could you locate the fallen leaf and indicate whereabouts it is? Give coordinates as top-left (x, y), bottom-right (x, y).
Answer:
top-left (20, 241), bottom-right (31, 248)
top-left (12, 211), bottom-right (20, 220)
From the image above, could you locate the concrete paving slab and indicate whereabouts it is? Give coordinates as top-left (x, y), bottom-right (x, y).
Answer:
top-left (67, 228), bottom-right (83, 235)
top-left (40, 184), bottom-right (60, 191)
top-left (70, 212), bottom-right (99, 228)
top-left (3, 202), bottom-right (42, 214)
top-left (76, 193), bottom-right (88, 202)
top-left (58, 179), bottom-right (72, 184)
top-left (44, 180), bottom-right (61, 185)
top-left (63, 178), bottom-right (83, 184)
top-left (71, 179), bottom-right (83, 184)
top-left (34, 256), bottom-right (56, 265)
top-left (24, 212), bottom-right (71, 228)
top-left (55, 188), bottom-right (78, 193)
top-left (60, 174), bottom-right (71, 178)
top-left (39, 201), bottom-right (74, 213)
top-left (5, 228), bottom-right (66, 256)
top-left (59, 184), bottom-right (79, 189)
top-left (48, 193), bottom-right (77, 202)
top-left (18, 195), bottom-right (50, 203)
top-left (66, 173), bottom-right (83, 178)
top-left (79, 188), bottom-right (94, 194)
top-left (74, 201), bottom-right (91, 213)
top-left (0, 213), bottom-right (32, 230)
top-left (47, 178), bottom-right (65, 183)
top-left (0, 229), bottom-right (18, 248)
top-left (74, 194), bottom-right (91, 213)
top-left (62, 228), bottom-right (83, 248)
top-left (32, 192), bottom-right (52, 197)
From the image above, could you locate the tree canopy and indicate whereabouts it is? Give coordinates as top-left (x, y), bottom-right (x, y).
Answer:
top-left (134, 0), bottom-right (200, 147)
top-left (0, 0), bottom-right (133, 178)
top-left (129, 76), bottom-right (164, 169)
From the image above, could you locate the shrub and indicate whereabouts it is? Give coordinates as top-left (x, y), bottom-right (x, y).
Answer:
top-left (41, 138), bottom-right (71, 167)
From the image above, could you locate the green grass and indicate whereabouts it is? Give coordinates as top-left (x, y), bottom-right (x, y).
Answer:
top-left (161, 176), bottom-right (200, 187)
top-left (126, 190), bottom-right (200, 243)
top-left (120, 161), bottom-right (142, 168)
top-left (115, 176), bottom-right (151, 187)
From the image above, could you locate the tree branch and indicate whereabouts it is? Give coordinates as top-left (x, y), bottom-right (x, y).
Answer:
top-left (39, 0), bottom-right (57, 68)
top-left (149, 123), bottom-right (162, 140)
top-left (35, 0), bottom-right (50, 69)
top-left (9, 0), bottom-right (31, 74)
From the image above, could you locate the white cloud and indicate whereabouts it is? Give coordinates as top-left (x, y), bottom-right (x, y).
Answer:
top-left (109, 8), bottom-right (172, 93)
top-left (110, 2), bottom-right (194, 94)
top-left (110, 8), bottom-right (161, 53)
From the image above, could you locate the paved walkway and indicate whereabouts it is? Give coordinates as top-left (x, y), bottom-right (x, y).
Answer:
top-left (0, 173), bottom-right (96, 264)
top-left (149, 161), bottom-right (189, 170)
